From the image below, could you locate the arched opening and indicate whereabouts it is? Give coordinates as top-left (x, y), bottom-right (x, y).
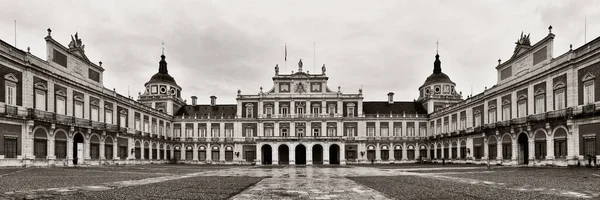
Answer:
top-left (419, 145), bottom-right (427, 160)
top-left (152, 143), bottom-right (158, 160)
top-left (394, 145), bottom-right (402, 160)
top-left (185, 145), bottom-right (193, 161)
top-left (488, 136), bottom-right (497, 160)
top-left (443, 142), bottom-right (449, 159)
top-left (134, 141), bottom-right (141, 159)
top-left (517, 133), bottom-right (529, 165)
top-left (459, 140), bottom-right (467, 159)
top-left (118, 138), bottom-right (128, 160)
top-left (366, 145), bottom-right (376, 162)
top-left (407, 145), bottom-right (415, 160)
top-left (451, 141), bottom-right (458, 159)
top-left (198, 146), bottom-right (207, 161)
top-left (261, 144), bottom-right (272, 165)
top-left (380, 145), bottom-right (390, 161)
top-left (502, 135), bottom-right (512, 161)
top-left (534, 130), bottom-right (547, 160)
top-left (312, 144), bottom-right (323, 164)
top-left (225, 146), bottom-right (234, 162)
top-left (211, 146), bottom-right (220, 161)
top-left (144, 142), bottom-right (150, 160)
top-left (436, 143), bottom-right (442, 159)
top-left (33, 128), bottom-right (47, 159)
top-left (278, 145), bottom-right (289, 165)
top-left (90, 135), bottom-right (100, 160)
top-left (295, 144), bottom-right (307, 165)
top-left (166, 145), bottom-right (172, 160)
top-left (429, 144), bottom-right (435, 159)
top-left (105, 137), bottom-right (114, 160)
top-left (174, 145), bottom-right (181, 160)
top-left (72, 133), bottom-right (85, 165)
top-left (554, 128), bottom-right (568, 159)
top-left (54, 131), bottom-right (68, 160)
top-left (329, 144), bottom-right (340, 165)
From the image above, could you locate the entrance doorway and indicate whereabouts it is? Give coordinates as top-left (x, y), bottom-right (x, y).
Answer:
top-left (261, 144), bottom-right (272, 165)
top-left (278, 145), bottom-right (289, 165)
top-left (312, 144), bottom-right (323, 164)
top-left (329, 144), bottom-right (340, 164)
top-left (295, 144), bottom-right (306, 165)
top-left (518, 133), bottom-right (529, 165)
top-left (72, 133), bottom-right (84, 165)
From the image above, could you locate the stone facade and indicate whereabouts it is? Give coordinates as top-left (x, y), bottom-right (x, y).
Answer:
top-left (0, 26), bottom-right (599, 167)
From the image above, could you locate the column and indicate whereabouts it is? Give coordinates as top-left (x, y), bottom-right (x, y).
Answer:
top-left (455, 142), bottom-right (460, 160)
top-left (323, 144), bottom-right (330, 165)
top-left (528, 138), bottom-right (535, 165)
top-left (307, 144), bottom-right (313, 165)
top-left (290, 144), bottom-right (296, 165)
top-left (206, 143), bottom-right (212, 162)
top-left (547, 137), bottom-right (555, 160)
top-left (484, 138), bottom-right (489, 160)
top-left (274, 101), bottom-right (279, 117)
top-left (375, 143), bottom-right (381, 162)
top-left (193, 144), bottom-right (199, 161)
top-left (47, 135), bottom-right (56, 160)
top-left (180, 144), bottom-right (185, 161)
top-left (100, 140), bottom-right (105, 160)
top-left (84, 135), bottom-right (91, 161)
top-left (256, 143), bottom-right (262, 165)
top-left (402, 142), bottom-right (408, 161)
top-left (340, 143), bottom-right (346, 165)
top-left (389, 142), bottom-right (395, 161)
top-left (272, 143), bottom-right (279, 165)
top-left (511, 137), bottom-right (518, 163)
top-left (113, 141), bottom-right (118, 160)
top-left (148, 142), bottom-right (153, 160)
top-left (220, 144), bottom-right (225, 162)
top-left (448, 141), bottom-right (453, 160)
top-left (497, 142), bottom-right (502, 161)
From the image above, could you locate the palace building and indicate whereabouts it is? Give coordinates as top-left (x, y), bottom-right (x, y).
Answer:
top-left (0, 26), bottom-right (598, 167)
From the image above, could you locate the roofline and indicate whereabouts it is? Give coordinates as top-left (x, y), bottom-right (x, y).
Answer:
top-left (44, 36), bottom-right (105, 72)
top-left (496, 33), bottom-right (555, 70)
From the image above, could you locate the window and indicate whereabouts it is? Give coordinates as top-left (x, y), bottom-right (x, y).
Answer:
top-left (90, 143), bottom-right (100, 159)
top-left (199, 128), bottom-right (207, 138)
top-left (265, 106), bottom-right (273, 116)
top-left (225, 147), bottom-right (234, 161)
top-left (488, 108), bottom-right (496, 124)
top-left (535, 95), bottom-right (545, 114)
top-left (211, 128), bottom-right (220, 138)
top-left (4, 137), bottom-right (18, 158)
top-left (225, 128), bottom-right (233, 138)
top-left (105, 109), bottom-right (113, 124)
top-left (245, 104), bottom-right (254, 118)
top-left (488, 143), bottom-right (497, 159)
top-left (347, 107), bottom-right (355, 117)
top-left (517, 100), bottom-right (527, 118)
top-left (419, 127), bottom-right (426, 136)
top-left (135, 118), bottom-right (141, 130)
top-left (264, 127), bottom-right (273, 137)
top-left (35, 90), bottom-right (46, 111)
top-left (297, 107), bottom-right (304, 115)
top-left (554, 139), bottom-right (567, 158)
top-left (119, 111), bottom-right (127, 128)
top-left (105, 144), bottom-right (113, 160)
top-left (91, 106), bottom-right (99, 121)
top-left (534, 141), bottom-right (546, 159)
top-left (327, 127), bottom-right (336, 136)
top-left (584, 81), bottom-right (595, 104)
top-left (381, 127), bottom-right (389, 137)
top-left (144, 120), bottom-right (149, 132)
top-left (281, 128), bottom-right (289, 137)
top-left (407, 127), bottom-right (415, 136)
top-left (502, 143), bottom-right (512, 159)
top-left (346, 127), bottom-right (355, 136)
top-left (185, 128), bottom-right (193, 138)
top-left (451, 121), bottom-right (457, 131)
top-left (328, 105), bottom-right (336, 115)
top-left (55, 141), bottom-right (67, 159)
top-left (474, 112), bottom-right (481, 127)
top-left (460, 117), bottom-right (466, 129)
top-left (56, 96), bottom-right (66, 115)
top-left (5, 82), bottom-right (16, 106)
top-left (367, 127), bottom-right (375, 136)
top-left (174, 128), bottom-right (181, 138)
top-left (502, 105), bottom-right (511, 121)
top-left (312, 106), bottom-right (320, 115)
top-left (555, 89), bottom-right (565, 110)
top-left (583, 137), bottom-right (596, 157)
top-left (296, 128), bottom-right (305, 137)
top-left (313, 128), bottom-right (320, 137)
top-left (245, 127), bottom-right (253, 138)
top-left (394, 127), bottom-right (402, 136)
top-left (281, 107), bottom-right (289, 116)
top-left (74, 101), bottom-right (83, 118)
top-left (34, 139), bottom-right (47, 159)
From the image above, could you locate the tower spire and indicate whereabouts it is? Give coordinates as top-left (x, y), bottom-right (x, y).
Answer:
top-left (436, 39), bottom-right (439, 55)
top-left (433, 53), bottom-right (441, 74)
top-left (161, 40), bottom-right (165, 55)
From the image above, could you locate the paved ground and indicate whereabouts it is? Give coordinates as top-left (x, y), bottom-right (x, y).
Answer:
top-left (0, 164), bottom-right (599, 199)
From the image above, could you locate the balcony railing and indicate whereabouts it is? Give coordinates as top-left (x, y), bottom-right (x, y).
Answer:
top-left (5, 105), bottom-right (18, 115)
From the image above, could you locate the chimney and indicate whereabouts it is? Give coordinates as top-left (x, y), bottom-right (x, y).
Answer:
top-left (210, 96), bottom-right (217, 106)
top-left (387, 92), bottom-right (395, 104)
top-left (191, 96), bottom-right (197, 106)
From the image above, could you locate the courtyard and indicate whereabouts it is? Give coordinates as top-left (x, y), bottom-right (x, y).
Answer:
top-left (0, 164), bottom-right (598, 199)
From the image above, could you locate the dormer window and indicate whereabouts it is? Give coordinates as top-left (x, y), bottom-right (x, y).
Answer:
top-left (245, 103), bottom-right (254, 118)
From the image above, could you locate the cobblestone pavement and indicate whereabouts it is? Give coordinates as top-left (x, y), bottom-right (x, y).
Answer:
top-left (0, 164), bottom-right (599, 199)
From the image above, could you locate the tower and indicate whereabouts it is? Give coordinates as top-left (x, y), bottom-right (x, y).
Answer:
top-left (138, 53), bottom-right (184, 115)
top-left (417, 53), bottom-right (462, 114)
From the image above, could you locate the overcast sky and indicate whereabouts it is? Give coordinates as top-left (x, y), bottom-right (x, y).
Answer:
top-left (1, 0), bottom-right (599, 104)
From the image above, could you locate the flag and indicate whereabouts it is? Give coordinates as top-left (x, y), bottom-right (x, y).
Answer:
top-left (285, 43), bottom-right (287, 61)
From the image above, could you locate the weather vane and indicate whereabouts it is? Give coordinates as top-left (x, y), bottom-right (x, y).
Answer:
top-left (161, 40), bottom-right (165, 55)
top-left (436, 39), bottom-right (439, 54)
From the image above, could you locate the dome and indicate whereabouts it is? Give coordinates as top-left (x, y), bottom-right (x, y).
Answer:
top-left (145, 54), bottom-right (179, 87)
top-left (420, 53), bottom-right (454, 88)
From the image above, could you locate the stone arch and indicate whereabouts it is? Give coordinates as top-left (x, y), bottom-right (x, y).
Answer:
top-left (89, 134), bottom-right (101, 160)
top-left (104, 135), bottom-right (114, 144)
top-left (488, 135), bottom-right (498, 143)
top-left (312, 144), bottom-right (324, 164)
top-left (552, 125), bottom-right (569, 136)
top-left (33, 126), bottom-right (49, 139)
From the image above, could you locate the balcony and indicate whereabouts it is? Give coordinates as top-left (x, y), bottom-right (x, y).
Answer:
top-left (527, 113), bottom-right (546, 123)
top-left (5, 105), bottom-right (18, 115)
top-left (510, 117), bottom-right (527, 125)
